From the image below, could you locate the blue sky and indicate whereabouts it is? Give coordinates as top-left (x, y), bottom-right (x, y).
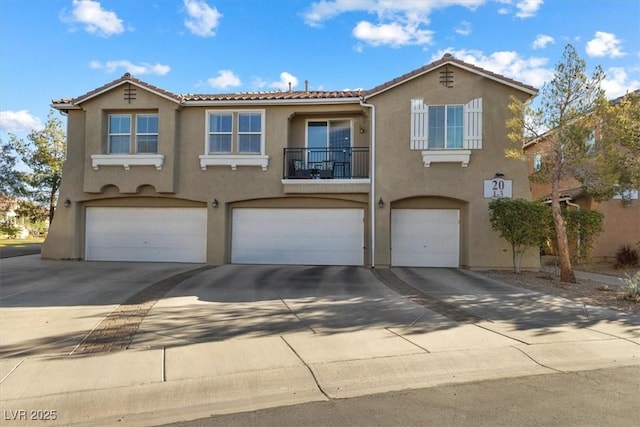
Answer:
top-left (1, 0), bottom-right (639, 139)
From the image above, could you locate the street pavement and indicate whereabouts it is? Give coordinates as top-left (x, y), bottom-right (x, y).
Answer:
top-left (168, 365), bottom-right (640, 427)
top-left (0, 243), bottom-right (41, 259)
top-left (0, 255), bottom-right (639, 426)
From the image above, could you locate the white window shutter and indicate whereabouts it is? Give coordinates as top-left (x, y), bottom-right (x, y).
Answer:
top-left (410, 99), bottom-right (428, 150)
top-left (463, 98), bottom-right (482, 149)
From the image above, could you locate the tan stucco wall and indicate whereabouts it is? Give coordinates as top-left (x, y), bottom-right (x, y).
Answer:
top-left (592, 199), bottom-right (640, 259)
top-left (368, 65), bottom-right (538, 269)
top-left (44, 90), bottom-right (369, 263)
top-left (45, 66), bottom-right (539, 270)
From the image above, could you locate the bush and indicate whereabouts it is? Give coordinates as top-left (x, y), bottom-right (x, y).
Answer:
top-left (0, 220), bottom-right (20, 239)
top-left (619, 271), bottom-right (640, 303)
top-left (615, 245), bottom-right (639, 268)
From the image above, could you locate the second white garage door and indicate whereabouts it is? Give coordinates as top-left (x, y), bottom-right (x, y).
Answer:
top-left (86, 207), bottom-right (207, 262)
top-left (232, 208), bottom-right (364, 265)
top-left (392, 209), bottom-right (460, 267)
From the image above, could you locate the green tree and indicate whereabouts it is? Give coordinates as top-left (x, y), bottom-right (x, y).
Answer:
top-left (598, 90), bottom-right (640, 196)
top-left (8, 111), bottom-right (66, 224)
top-left (489, 198), bottom-right (551, 274)
top-left (0, 139), bottom-right (27, 197)
top-left (547, 208), bottom-right (604, 263)
top-left (15, 200), bottom-right (49, 236)
top-left (507, 44), bottom-right (612, 283)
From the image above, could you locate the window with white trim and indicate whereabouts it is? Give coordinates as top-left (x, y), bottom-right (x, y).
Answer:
top-left (136, 114), bottom-right (159, 153)
top-left (200, 109), bottom-right (269, 171)
top-left (428, 105), bottom-right (463, 149)
top-left (411, 98), bottom-right (482, 150)
top-left (208, 113), bottom-right (233, 153)
top-left (108, 114), bottom-right (131, 153)
top-left (207, 111), bottom-right (264, 154)
top-left (108, 113), bottom-right (158, 154)
top-left (238, 112), bottom-right (262, 153)
top-left (410, 98), bottom-right (482, 167)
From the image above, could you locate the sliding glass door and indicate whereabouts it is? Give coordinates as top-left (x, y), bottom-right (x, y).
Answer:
top-left (307, 120), bottom-right (352, 178)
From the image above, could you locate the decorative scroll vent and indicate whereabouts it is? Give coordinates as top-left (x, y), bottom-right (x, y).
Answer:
top-left (124, 84), bottom-right (136, 103)
top-left (439, 66), bottom-right (454, 88)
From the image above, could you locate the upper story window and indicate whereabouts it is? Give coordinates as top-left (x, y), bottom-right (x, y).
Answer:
top-left (93, 112), bottom-right (163, 171)
top-left (108, 115), bottom-right (131, 153)
top-left (207, 111), bottom-right (264, 154)
top-left (533, 152), bottom-right (542, 172)
top-left (209, 113), bottom-right (233, 153)
top-left (200, 109), bottom-right (269, 171)
top-left (238, 112), bottom-right (262, 153)
top-left (411, 98), bottom-right (482, 151)
top-left (136, 114), bottom-right (159, 153)
top-left (108, 113), bottom-right (158, 154)
top-left (428, 105), bottom-right (463, 149)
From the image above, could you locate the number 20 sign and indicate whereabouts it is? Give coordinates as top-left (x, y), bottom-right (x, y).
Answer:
top-left (483, 178), bottom-right (512, 199)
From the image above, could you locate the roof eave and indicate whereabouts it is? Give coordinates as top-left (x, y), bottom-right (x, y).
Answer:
top-left (181, 97), bottom-right (363, 106)
top-left (364, 59), bottom-right (538, 99)
top-left (73, 79), bottom-right (182, 106)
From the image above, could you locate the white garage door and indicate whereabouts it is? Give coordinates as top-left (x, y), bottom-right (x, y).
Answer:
top-left (232, 208), bottom-right (364, 265)
top-left (86, 207), bottom-right (207, 262)
top-left (392, 209), bottom-right (459, 267)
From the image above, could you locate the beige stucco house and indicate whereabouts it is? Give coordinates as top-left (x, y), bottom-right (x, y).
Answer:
top-left (44, 53), bottom-right (540, 269)
top-left (524, 124), bottom-right (640, 260)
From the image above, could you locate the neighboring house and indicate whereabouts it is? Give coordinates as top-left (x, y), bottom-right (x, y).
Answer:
top-left (523, 109), bottom-right (640, 260)
top-left (0, 195), bottom-right (29, 239)
top-left (44, 53), bottom-right (539, 269)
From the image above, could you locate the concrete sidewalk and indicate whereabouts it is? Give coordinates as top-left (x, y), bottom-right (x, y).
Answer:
top-left (2, 317), bottom-right (639, 425)
top-left (1, 259), bottom-right (639, 426)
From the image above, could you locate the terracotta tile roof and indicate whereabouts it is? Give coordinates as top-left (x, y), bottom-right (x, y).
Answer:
top-left (365, 53), bottom-right (538, 98)
top-left (181, 90), bottom-right (362, 101)
top-left (52, 73), bottom-right (182, 106)
top-left (52, 54), bottom-right (538, 108)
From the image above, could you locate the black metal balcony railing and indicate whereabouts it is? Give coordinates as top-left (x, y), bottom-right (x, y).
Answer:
top-left (283, 147), bottom-right (370, 180)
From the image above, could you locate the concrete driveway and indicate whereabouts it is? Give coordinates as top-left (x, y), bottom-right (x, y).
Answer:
top-left (1, 258), bottom-right (450, 357)
top-left (2, 256), bottom-right (639, 426)
top-left (2, 258), bottom-right (639, 358)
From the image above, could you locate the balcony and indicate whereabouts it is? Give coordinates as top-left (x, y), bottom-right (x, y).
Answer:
top-left (282, 147), bottom-right (370, 194)
top-left (283, 147), bottom-right (369, 179)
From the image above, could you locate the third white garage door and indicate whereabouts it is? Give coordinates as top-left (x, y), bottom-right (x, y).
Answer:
top-left (392, 209), bottom-right (460, 267)
top-left (232, 208), bottom-right (364, 265)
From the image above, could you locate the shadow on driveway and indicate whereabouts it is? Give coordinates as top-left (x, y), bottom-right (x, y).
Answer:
top-left (1, 259), bottom-right (638, 359)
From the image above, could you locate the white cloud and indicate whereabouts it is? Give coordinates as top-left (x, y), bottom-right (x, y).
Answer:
top-left (270, 72), bottom-right (299, 91)
top-left (90, 60), bottom-right (171, 76)
top-left (207, 70), bottom-right (242, 89)
top-left (514, 0), bottom-right (543, 18)
top-left (303, 0), bottom-right (484, 47)
top-left (353, 21), bottom-right (433, 47)
top-left (184, 0), bottom-right (222, 37)
top-left (494, 0), bottom-right (543, 18)
top-left (64, 0), bottom-right (124, 37)
top-left (586, 31), bottom-right (625, 58)
top-left (532, 34), bottom-right (554, 50)
top-left (454, 21), bottom-right (472, 36)
top-left (602, 67), bottom-right (640, 98)
top-left (0, 110), bottom-right (43, 133)
top-left (431, 48), bottom-right (553, 89)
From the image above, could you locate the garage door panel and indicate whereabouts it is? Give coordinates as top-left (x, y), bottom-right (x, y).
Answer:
top-left (392, 209), bottom-right (459, 267)
top-left (86, 208), bottom-right (206, 262)
top-left (232, 208), bottom-right (363, 266)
